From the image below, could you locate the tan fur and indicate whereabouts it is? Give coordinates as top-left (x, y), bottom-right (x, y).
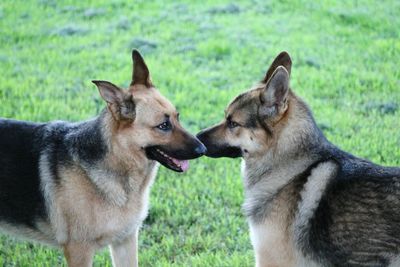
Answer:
top-left (197, 52), bottom-right (334, 266)
top-left (49, 86), bottom-right (178, 266)
top-left (198, 52), bottom-right (400, 266)
top-left (64, 242), bottom-right (95, 267)
top-left (110, 232), bottom-right (138, 267)
top-left (44, 87), bottom-right (170, 251)
top-left (0, 50), bottom-right (204, 266)
top-left (249, 197), bottom-right (296, 267)
top-left (37, 51), bottom-right (201, 266)
top-left (224, 90), bottom-right (316, 161)
top-left (55, 164), bottom-right (154, 246)
top-left (248, 161), bottom-right (337, 267)
top-left (205, 87), bottom-right (321, 266)
top-left (242, 97), bottom-right (326, 266)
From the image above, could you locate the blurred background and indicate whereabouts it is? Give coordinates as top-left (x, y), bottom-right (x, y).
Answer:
top-left (0, 0), bottom-right (399, 266)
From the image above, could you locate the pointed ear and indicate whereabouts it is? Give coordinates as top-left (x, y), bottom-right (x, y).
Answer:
top-left (92, 80), bottom-right (136, 121)
top-left (259, 66), bottom-right (290, 117)
top-left (131, 49), bottom-right (152, 87)
top-left (262, 51), bottom-right (292, 83)
top-left (93, 80), bottom-right (124, 104)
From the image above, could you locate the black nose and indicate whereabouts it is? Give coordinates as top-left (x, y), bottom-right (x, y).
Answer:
top-left (195, 142), bottom-right (207, 155)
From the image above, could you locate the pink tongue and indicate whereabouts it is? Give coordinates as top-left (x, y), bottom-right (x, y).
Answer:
top-left (172, 158), bottom-right (190, 172)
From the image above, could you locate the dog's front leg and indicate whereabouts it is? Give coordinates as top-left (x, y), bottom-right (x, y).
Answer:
top-left (110, 231), bottom-right (138, 267)
top-left (63, 242), bottom-right (95, 267)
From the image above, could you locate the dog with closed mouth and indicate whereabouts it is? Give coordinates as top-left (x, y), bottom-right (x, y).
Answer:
top-left (0, 50), bottom-right (206, 266)
top-left (197, 52), bottom-right (400, 267)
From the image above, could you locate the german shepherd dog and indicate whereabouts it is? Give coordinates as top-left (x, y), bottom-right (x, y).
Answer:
top-left (197, 52), bottom-right (400, 267)
top-left (0, 50), bottom-right (206, 266)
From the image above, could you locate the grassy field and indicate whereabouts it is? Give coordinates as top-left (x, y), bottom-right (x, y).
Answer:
top-left (0, 0), bottom-right (399, 266)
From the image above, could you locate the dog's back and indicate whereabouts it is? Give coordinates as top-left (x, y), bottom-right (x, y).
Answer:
top-left (0, 119), bottom-right (48, 228)
top-left (301, 151), bottom-right (400, 266)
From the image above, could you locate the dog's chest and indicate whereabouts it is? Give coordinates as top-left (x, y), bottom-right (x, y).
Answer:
top-left (87, 193), bottom-right (147, 246)
top-left (249, 218), bottom-right (296, 267)
top-left (63, 188), bottom-right (147, 245)
top-left (55, 167), bottom-right (157, 247)
top-left (241, 160), bottom-right (299, 266)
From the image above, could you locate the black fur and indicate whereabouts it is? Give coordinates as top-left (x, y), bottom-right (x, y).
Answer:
top-left (254, 137), bottom-right (400, 266)
top-left (245, 142), bottom-right (400, 266)
top-left (206, 144), bottom-right (242, 158)
top-left (0, 119), bottom-right (47, 227)
top-left (0, 115), bottom-right (107, 229)
top-left (301, 147), bottom-right (400, 267)
top-left (244, 117), bottom-right (258, 128)
top-left (44, 117), bottom-right (107, 183)
top-left (197, 129), bottom-right (242, 158)
top-left (197, 123), bottom-right (243, 158)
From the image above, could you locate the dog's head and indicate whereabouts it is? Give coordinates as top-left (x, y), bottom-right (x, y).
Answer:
top-left (197, 51), bottom-right (294, 159)
top-left (93, 50), bottom-right (206, 172)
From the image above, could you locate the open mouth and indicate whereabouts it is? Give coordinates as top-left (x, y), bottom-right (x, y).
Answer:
top-left (145, 147), bottom-right (190, 173)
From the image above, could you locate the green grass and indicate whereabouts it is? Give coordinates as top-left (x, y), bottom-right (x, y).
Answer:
top-left (0, 0), bottom-right (399, 266)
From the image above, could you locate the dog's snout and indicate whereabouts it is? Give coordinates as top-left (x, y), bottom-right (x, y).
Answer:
top-left (195, 142), bottom-right (207, 156)
top-left (196, 131), bottom-right (207, 143)
top-left (196, 131), bottom-right (212, 150)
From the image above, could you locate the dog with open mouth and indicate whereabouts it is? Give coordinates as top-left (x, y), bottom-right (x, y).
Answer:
top-left (197, 52), bottom-right (400, 267)
top-left (0, 49), bottom-right (206, 266)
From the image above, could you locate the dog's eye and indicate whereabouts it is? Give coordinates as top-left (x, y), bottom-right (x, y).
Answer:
top-left (157, 121), bottom-right (172, 131)
top-left (227, 120), bottom-right (239, 129)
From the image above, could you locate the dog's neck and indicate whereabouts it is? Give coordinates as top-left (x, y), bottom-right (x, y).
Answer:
top-left (241, 98), bottom-right (329, 222)
top-left (68, 111), bottom-right (158, 207)
top-left (84, 160), bottom-right (158, 207)
top-left (242, 152), bottom-right (318, 221)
